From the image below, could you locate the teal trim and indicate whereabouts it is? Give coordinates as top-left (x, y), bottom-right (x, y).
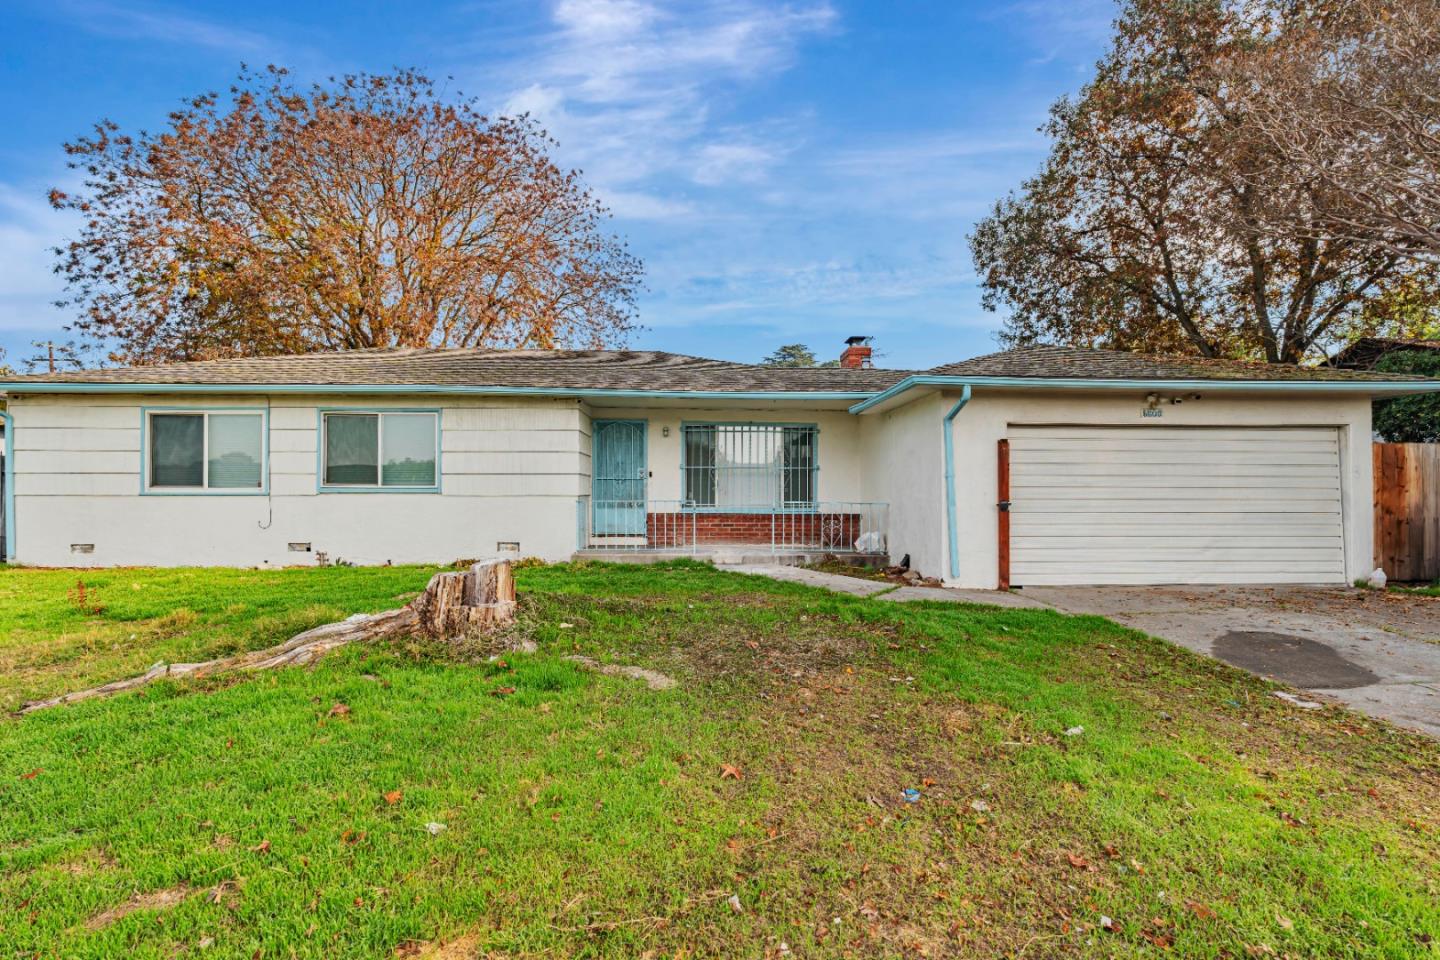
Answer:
top-left (0, 382), bottom-right (873, 401)
top-left (1, 409), bottom-right (13, 562)
top-left (140, 405), bottom-right (270, 496)
top-left (941, 386), bottom-right (972, 581)
top-left (316, 408), bottom-right (442, 494)
top-left (678, 420), bottom-right (820, 514)
top-left (848, 374), bottom-right (1440, 414)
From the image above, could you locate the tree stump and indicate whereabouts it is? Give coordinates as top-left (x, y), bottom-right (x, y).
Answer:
top-left (411, 558), bottom-right (517, 639)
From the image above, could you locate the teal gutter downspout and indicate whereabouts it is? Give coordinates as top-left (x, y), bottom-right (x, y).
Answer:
top-left (941, 385), bottom-right (971, 581)
top-left (1, 409), bottom-right (13, 562)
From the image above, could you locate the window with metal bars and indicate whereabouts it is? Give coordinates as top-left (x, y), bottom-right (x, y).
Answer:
top-left (681, 423), bottom-right (818, 510)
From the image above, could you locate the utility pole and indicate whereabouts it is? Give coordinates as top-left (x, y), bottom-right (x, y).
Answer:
top-left (47, 341), bottom-right (55, 374)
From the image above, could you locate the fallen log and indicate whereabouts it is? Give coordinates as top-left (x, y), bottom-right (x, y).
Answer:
top-left (18, 558), bottom-right (517, 715)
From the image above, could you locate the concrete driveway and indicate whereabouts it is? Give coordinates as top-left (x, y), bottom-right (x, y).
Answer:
top-left (1022, 585), bottom-right (1440, 737)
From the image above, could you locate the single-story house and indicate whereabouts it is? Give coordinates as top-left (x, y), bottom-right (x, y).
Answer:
top-left (1, 342), bottom-right (1436, 587)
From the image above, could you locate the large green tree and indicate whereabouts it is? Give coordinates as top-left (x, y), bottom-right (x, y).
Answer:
top-left (970, 0), bottom-right (1426, 364)
top-left (1374, 351), bottom-right (1440, 442)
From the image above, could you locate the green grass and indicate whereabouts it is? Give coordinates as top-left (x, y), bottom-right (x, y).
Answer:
top-left (0, 565), bottom-right (441, 712)
top-left (1, 560), bottom-right (1437, 958)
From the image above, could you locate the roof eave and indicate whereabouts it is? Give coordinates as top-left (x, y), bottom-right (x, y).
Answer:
top-left (0, 381), bottom-right (879, 402)
top-left (848, 374), bottom-right (1440, 414)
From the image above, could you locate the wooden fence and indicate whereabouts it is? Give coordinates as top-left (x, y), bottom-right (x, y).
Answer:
top-left (1374, 442), bottom-right (1440, 582)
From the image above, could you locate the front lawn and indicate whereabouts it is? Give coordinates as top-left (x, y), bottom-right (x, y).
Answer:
top-left (1, 561), bottom-right (1436, 958)
top-left (0, 565), bottom-right (439, 713)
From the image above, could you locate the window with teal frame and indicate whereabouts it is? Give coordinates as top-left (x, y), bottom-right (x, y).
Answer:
top-left (681, 423), bottom-right (817, 510)
top-left (321, 411), bottom-right (438, 489)
top-left (146, 410), bottom-right (264, 492)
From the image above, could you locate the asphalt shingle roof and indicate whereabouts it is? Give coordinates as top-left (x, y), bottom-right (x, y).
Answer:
top-left (1, 344), bottom-right (1427, 392)
top-left (927, 345), bottom-right (1427, 382)
top-left (0, 348), bottom-right (911, 393)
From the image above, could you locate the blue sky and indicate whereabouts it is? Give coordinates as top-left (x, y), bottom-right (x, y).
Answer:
top-left (0, 0), bottom-right (1116, 371)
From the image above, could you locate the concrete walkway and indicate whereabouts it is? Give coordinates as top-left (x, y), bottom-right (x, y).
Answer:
top-left (722, 565), bottom-right (1440, 738)
top-left (720, 564), bottom-right (1048, 608)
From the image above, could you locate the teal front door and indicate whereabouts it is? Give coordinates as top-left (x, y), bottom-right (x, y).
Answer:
top-left (592, 420), bottom-right (647, 535)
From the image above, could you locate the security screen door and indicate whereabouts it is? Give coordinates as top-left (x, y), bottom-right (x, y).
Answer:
top-left (592, 420), bottom-right (647, 535)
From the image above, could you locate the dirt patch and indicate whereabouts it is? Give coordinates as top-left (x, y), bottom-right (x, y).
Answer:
top-left (85, 883), bottom-right (191, 930)
top-left (395, 933), bottom-right (482, 958)
top-left (566, 656), bottom-right (676, 690)
top-left (1213, 631), bottom-right (1380, 689)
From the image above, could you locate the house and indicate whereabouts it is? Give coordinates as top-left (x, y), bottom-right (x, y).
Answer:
top-left (1329, 337), bottom-right (1440, 370)
top-left (1, 342), bottom-right (1436, 588)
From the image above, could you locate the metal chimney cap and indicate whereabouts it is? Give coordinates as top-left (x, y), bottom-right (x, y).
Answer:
top-left (845, 335), bottom-right (872, 346)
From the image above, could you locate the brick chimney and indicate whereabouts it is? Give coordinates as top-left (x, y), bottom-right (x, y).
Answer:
top-left (840, 336), bottom-right (873, 369)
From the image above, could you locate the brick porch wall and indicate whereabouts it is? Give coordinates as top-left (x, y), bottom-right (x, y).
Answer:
top-left (645, 512), bottom-right (862, 548)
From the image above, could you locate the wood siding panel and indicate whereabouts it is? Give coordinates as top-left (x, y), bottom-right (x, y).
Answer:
top-left (1373, 442), bottom-right (1440, 582)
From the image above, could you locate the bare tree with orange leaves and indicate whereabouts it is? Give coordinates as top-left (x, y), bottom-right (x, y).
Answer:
top-left (50, 67), bottom-right (643, 364)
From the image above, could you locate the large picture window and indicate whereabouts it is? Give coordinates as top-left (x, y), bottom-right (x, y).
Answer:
top-left (321, 411), bottom-right (438, 490)
top-left (681, 423), bottom-right (817, 510)
top-left (146, 410), bottom-right (265, 492)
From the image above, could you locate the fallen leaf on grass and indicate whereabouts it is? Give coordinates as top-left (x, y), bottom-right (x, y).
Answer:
top-left (720, 764), bottom-right (744, 781)
top-left (1186, 901), bottom-right (1216, 920)
top-left (384, 790), bottom-right (403, 806)
top-left (1066, 852), bottom-right (1093, 871)
top-left (491, 686), bottom-right (516, 697)
top-left (1276, 915), bottom-right (1294, 931)
top-left (327, 703), bottom-right (351, 718)
top-left (250, 840), bottom-right (271, 855)
top-left (19, 769), bottom-right (42, 780)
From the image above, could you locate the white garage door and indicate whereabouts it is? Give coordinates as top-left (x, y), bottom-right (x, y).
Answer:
top-left (1009, 426), bottom-right (1345, 586)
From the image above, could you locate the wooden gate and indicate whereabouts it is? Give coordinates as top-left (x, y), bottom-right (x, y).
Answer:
top-left (1374, 442), bottom-right (1440, 582)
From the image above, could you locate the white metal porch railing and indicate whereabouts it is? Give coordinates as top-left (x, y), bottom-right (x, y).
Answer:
top-left (575, 499), bottom-right (889, 555)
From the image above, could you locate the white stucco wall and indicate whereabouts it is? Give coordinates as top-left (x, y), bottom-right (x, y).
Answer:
top-left (585, 405), bottom-right (867, 503)
top-left (8, 392), bottom-right (592, 567)
top-left (858, 391), bottom-right (947, 576)
top-left (940, 388), bottom-right (1375, 589)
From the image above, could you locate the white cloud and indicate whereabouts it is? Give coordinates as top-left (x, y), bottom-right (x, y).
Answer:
top-left (692, 143), bottom-right (778, 186)
top-left (484, 0), bottom-right (835, 203)
top-left (52, 0), bottom-right (275, 53)
top-left (0, 183), bottom-right (77, 335)
top-left (598, 189), bottom-right (695, 220)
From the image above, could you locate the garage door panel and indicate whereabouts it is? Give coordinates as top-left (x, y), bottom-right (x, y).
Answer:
top-left (1013, 559), bottom-right (1344, 573)
top-left (1012, 522), bottom-right (1344, 538)
top-left (1014, 476), bottom-right (1340, 490)
top-left (1010, 426), bottom-right (1336, 442)
top-left (1011, 450), bottom-right (1341, 466)
top-left (1005, 461), bottom-right (1341, 479)
top-left (1008, 426), bottom-right (1345, 586)
top-left (1012, 500), bottom-right (1341, 514)
top-left (1013, 537), bottom-right (1343, 553)
top-left (1009, 487), bottom-right (1339, 502)
top-left (1010, 570), bottom-right (1343, 586)
top-left (1011, 439), bottom-right (1338, 455)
